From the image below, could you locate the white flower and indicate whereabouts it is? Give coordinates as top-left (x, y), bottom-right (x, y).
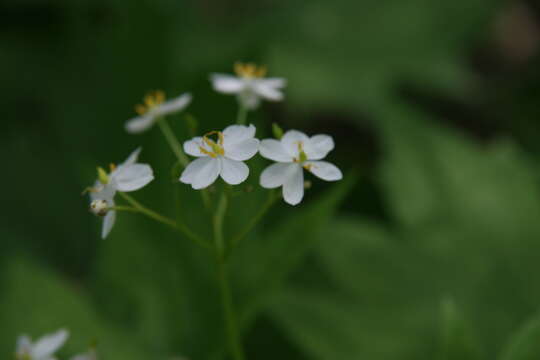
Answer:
top-left (88, 147), bottom-right (154, 238)
top-left (180, 124), bottom-right (259, 189)
top-left (125, 91), bottom-right (191, 134)
top-left (16, 329), bottom-right (69, 360)
top-left (259, 130), bottom-right (343, 205)
top-left (210, 62), bottom-right (286, 110)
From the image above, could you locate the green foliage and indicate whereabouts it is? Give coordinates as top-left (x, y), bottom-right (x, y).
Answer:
top-left (2, 0), bottom-right (540, 359)
top-left (500, 312), bottom-right (540, 360)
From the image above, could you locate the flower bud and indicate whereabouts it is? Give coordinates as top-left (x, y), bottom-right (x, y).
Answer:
top-left (272, 123), bottom-right (284, 139)
top-left (89, 199), bottom-right (109, 216)
top-left (97, 167), bottom-right (109, 184)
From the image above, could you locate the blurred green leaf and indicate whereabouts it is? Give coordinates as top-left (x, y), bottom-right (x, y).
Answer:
top-left (499, 312), bottom-right (540, 360)
top-left (440, 299), bottom-right (482, 360)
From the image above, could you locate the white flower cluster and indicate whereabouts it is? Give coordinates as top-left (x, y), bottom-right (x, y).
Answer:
top-left (87, 62), bottom-right (342, 238)
top-left (15, 329), bottom-right (96, 360)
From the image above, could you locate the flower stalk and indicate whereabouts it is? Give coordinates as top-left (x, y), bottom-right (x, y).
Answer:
top-left (118, 192), bottom-right (210, 250)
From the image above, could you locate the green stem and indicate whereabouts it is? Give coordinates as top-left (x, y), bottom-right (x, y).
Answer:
top-left (157, 117), bottom-right (189, 167)
top-left (213, 191), bottom-right (228, 257)
top-left (216, 258), bottom-right (245, 360)
top-left (118, 192), bottom-right (210, 250)
top-left (212, 190), bottom-right (245, 360)
top-left (227, 191), bottom-right (277, 257)
top-left (236, 104), bottom-right (248, 125)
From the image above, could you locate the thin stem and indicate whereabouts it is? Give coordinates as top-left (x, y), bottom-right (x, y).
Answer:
top-left (236, 104), bottom-right (248, 125)
top-left (213, 191), bottom-right (228, 257)
top-left (216, 258), bottom-right (245, 360)
top-left (118, 192), bottom-right (210, 250)
top-left (157, 117), bottom-right (189, 166)
top-left (212, 190), bottom-right (245, 360)
top-left (227, 191), bottom-right (277, 257)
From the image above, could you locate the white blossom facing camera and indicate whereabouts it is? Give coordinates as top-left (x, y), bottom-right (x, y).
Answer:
top-left (125, 90), bottom-right (191, 134)
top-left (16, 328), bottom-right (69, 360)
top-left (211, 62), bottom-right (286, 110)
top-left (259, 130), bottom-right (342, 205)
top-left (87, 147), bottom-right (154, 239)
top-left (180, 124), bottom-right (260, 189)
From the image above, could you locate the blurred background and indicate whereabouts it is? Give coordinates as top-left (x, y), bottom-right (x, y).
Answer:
top-left (2, 0), bottom-right (540, 359)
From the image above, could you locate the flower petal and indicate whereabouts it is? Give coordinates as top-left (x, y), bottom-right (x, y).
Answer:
top-left (224, 138), bottom-right (259, 161)
top-left (179, 157), bottom-right (220, 189)
top-left (102, 210), bottom-right (116, 239)
top-left (305, 135), bottom-right (335, 160)
top-left (89, 181), bottom-right (116, 203)
top-left (122, 147), bottom-right (142, 166)
top-left (125, 115), bottom-right (155, 134)
top-left (220, 157), bottom-right (249, 185)
top-left (31, 329), bottom-right (69, 358)
top-left (16, 335), bottom-right (32, 355)
top-left (259, 139), bottom-right (293, 162)
top-left (237, 91), bottom-right (260, 109)
top-left (282, 165), bottom-right (304, 206)
top-left (155, 93), bottom-right (191, 116)
top-left (305, 161), bottom-right (343, 181)
top-left (253, 79), bottom-right (285, 101)
top-left (281, 130), bottom-right (309, 158)
top-left (183, 137), bottom-right (205, 157)
top-left (113, 164), bottom-right (154, 192)
top-left (223, 124), bottom-right (256, 145)
top-left (260, 162), bottom-right (298, 188)
top-left (211, 74), bottom-right (246, 94)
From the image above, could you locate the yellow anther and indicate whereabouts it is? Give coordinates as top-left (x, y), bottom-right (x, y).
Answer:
top-left (135, 104), bottom-right (147, 115)
top-left (294, 141), bottom-right (308, 163)
top-left (136, 90), bottom-right (166, 115)
top-left (234, 62), bottom-right (267, 78)
top-left (200, 131), bottom-right (225, 157)
top-left (109, 163), bottom-right (116, 172)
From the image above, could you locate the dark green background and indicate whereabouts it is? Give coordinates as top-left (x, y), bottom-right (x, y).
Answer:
top-left (2, 0), bottom-right (540, 359)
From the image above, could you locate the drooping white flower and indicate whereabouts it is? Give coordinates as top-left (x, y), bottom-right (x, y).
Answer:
top-left (16, 329), bottom-right (69, 360)
top-left (88, 147), bottom-right (154, 238)
top-left (180, 124), bottom-right (259, 189)
top-left (125, 91), bottom-right (191, 134)
top-left (210, 62), bottom-right (286, 110)
top-left (259, 130), bottom-right (342, 205)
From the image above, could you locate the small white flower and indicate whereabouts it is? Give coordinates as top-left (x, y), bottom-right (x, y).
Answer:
top-left (259, 130), bottom-right (343, 205)
top-left (125, 90), bottom-right (191, 134)
top-left (16, 329), bottom-right (69, 360)
top-left (210, 62), bottom-right (286, 110)
top-left (88, 147), bottom-right (154, 239)
top-left (180, 124), bottom-right (259, 189)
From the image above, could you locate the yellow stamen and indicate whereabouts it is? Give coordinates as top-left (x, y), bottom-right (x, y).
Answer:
top-left (234, 62), bottom-right (267, 78)
top-left (109, 163), bottom-right (117, 172)
top-left (199, 131), bottom-right (225, 158)
top-left (135, 90), bottom-right (166, 115)
top-left (294, 141), bottom-right (308, 163)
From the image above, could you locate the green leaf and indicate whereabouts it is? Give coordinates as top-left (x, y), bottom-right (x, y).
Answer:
top-left (237, 172), bottom-right (358, 326)
top-left (440, 299), bottom-right (482, 360)
top-left (499, 312), bottom-right (540, 360)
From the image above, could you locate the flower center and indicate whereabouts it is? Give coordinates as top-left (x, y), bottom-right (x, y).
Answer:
top-left (234, 62), bottom-right (267, 79)
top-left (199, 131), bottom-right (225, 158)
top-left (135, 90), bottom-right (166, 115)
